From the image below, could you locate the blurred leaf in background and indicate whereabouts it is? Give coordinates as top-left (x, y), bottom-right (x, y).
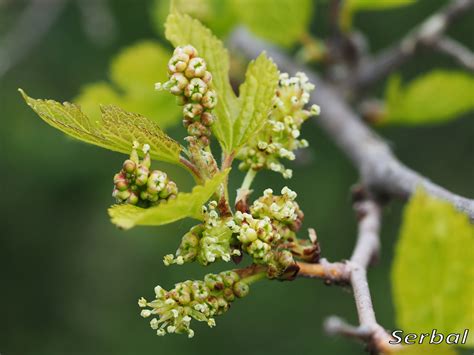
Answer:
top-left (340, 0), bottom-right (416, 31)
top-left (382, 71), bottom-right (474, 125)
top-left (392, 189), bottom-right (474, 347)
top-left (153, 0), bottom-right (238, 37)
top-left (154, 0), bottom-right (313, 47)
top-left (75, 41), bottom-right (181, 130)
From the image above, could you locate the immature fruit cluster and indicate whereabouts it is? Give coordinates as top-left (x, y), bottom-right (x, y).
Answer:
top-left (156, 45), bottom-right (217, 145)
top-left (138, 271), bottom-right (249, 338)
top-left (236, 72), bottom-right (320, 178)
top-left (112, 143), bottom-right (178, 207)
top-left (163, 201), bottom-right (240, 266)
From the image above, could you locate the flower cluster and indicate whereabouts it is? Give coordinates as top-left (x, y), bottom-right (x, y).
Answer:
top-left (138, 271), bottom-right (249, 338)
top-left (236, 72), bottom-right (320, 178)
top-left (112, 143), bottom-right (178, 207)
top-left (156, 45), bottom-right (217, 145)
top-left (227, 187), bottom-right (303, 278)
top-left (251, 186), bottom-right (304, 232)
top-left (163, 201), bottom-right (240, 266)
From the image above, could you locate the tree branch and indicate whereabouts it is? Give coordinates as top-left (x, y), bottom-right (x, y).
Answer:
top-left (298, 196), bottom-right (399, 353)
top-left (228, 28), bottom-right (474, 219)
top-left (431, 35), bottom-right (474, 71)
top-left (349, 0), bottom-right (474, 90)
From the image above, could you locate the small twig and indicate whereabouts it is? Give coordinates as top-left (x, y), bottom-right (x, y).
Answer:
top-left (297, 259), bottom-right (350, 284)
top-left (432, 36), bottom-right (474, 71)
top-left (297, 197), bottom-right (398, 353)
top-left (0, 0), bottom-right (67, 80)
top-left (76, 0), bottom-right (117, 46)
top-left (344, 199), bottom-right (396, 353)
top-left (349, 0), bottom-right (474, 90)
top-left (229, 28), bottom-right (474, 219)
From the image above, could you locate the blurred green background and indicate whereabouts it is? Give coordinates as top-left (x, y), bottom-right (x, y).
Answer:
top-left (1, 0), bottom-right (473, 354)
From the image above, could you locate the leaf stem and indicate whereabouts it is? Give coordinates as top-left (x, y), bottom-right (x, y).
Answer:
top-left (179, 156), bottom-right (202, 183)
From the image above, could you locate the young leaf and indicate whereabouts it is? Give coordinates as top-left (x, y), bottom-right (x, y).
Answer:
top-left (21, 90), bottom-right (183, 164)
top-left (392, 189), bottom-right (474, 347)
top-left (75, 41), bottom-right (181, 130)
top-left (383, 71), bottom-right (474, 125)
top-left (340, 0), bottom-right (415, 31)
top-left (165, 11), bottom-right (238, 152)
top-left (231, 0), bottom-right (313, 47)
top-left (108, 169), bottom-right (230, 229)
top-left (100, 105), bottom-right (183, 164)
top-left (232, 53), bottom-right (279, 149)
top-left (152, 0), bottom-right (238, 38)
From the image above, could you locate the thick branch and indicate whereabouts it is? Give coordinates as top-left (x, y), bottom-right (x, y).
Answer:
top-left (350, 0), bottom-right (474, 90)
top-left (229, 28), bottom-right (474, 219)
top-left (432, 36), bottom-right (474, 71)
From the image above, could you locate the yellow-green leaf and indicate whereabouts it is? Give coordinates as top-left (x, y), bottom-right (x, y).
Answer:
top-left (75, 41), bottom-right (181, 130)
top-left (232, 52), bottom-right (279, 149)
top-left (21, 90), bottom-right (183, 164)
top-left (383, 71), bottom-right (474, 125)
top-left (392, 189), bottom-right (474, 347)
top-left (108, 169), bottom-right (229, 229)
top-left (397, 344), bottom-right (457, 355)
top-left (100, 105), bottom-right (183, 163)
top-left (165, 11), bottom-right (238, 152)
top-left (231, 0), bottom-right (313, 47)
top-left (340, 0), bottom-right (415, 31)
top-left (152, 0), bottom-right (237, 37)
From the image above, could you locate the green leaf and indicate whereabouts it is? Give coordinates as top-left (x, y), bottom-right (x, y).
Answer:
top-left (232, 53), bottom-right (279, 149)
top-left (100, 105), bottom-right (183, 164)
top-left (383, 71), bottom-right (474, 125)
top-left (340, 0), bottom-right (415, 31)
top-left (152, 0), bottom-right (237, 37)
top-left (75, 41), bottom-right (181, 130)
top-left (21, 90), bottom-right (183, 164)
top-left (165, 11), bottom-right (238, 152)
top-left (230, 0), bottom-right (313, 47)
top-left (392, 189), bottom-right (474, 347)
top-left (108, 169), bottom-right (230, 229)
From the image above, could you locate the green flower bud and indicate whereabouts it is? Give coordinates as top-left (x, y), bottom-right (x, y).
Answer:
top-left (185, 57), bottom-right (207, 78)
top-left (168, 53), bottom-right (189, 73)
top-left (201, 90), bottom-right (217, 109)
top-left (127, 191), bottom-right (139, 205)
top-left (204, 273), bottom-right (224, 291)
top-left (116, 189), bottom-right (131, 201)
top-left (135, 166), bottom-right (149, 186)
top-left (220, 271), bottom-right (239, 287)
top-left (122, 159), bottom-right (136, 174)
top-left (201, 71), bottom-right (212, 83)
top-left (200, 111), bottom-right (214, 126)
top-left (223, 287), bottom-right (235, 302)
top-left (233, 281), bottom-right (250, 298)
top-left (183, 103), bottom-right (203, 119)
top-left (177, 45), bottom-right (198, 58)
top-left (114, 173), bottom-right (129, 191)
